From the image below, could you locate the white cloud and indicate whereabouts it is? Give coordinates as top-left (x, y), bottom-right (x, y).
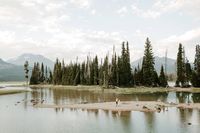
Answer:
top-left (117, 6), bottom-right (128, 16)
top-left (131, 4), bottom-right (161, 19)
top-left (0, 0), bottom-right (200, 63)
top-left (91, 9), bottom-right (96, 15)
top-left (0, 31), bottom-right (15, 43)
top-left (154, 27), bottom-right (200, 61)
top-left (130, 0), bottom-right (200, 19)
top-left (161, 27), bottom-right (200, 43)
top-left (70, 0), bottom-right (91, 9)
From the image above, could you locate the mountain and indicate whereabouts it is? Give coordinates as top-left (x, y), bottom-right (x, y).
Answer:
top-left (131, 56), bottom-right (176, 74)
top-left (7, 53), bottom-right (54, 68)
top-left (0, 58), bottom-right (25, 81)
top-left (0, 58), bottom-right (15, 69)
top-left (0, 53), bottom-right (54, 81)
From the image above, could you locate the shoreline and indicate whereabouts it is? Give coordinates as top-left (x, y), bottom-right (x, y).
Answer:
top-left (34, 101), bottom-right (200, 112)
top-left (27, 84), bottom-right (200, 94)
top-left (2, 83), bottom-right (200, 95)
top-left (0, 88), bottom-right (31, 95)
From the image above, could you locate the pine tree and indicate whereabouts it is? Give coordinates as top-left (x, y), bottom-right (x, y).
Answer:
top-left (185, 59), bottom-right (192, 87)
top-left (192, 45), bottom-right (200, 87)
top-left (24, 61), bottom-right (29, 86)
top-left (99, 59), bottom-right (104, 86)
top-left (159, 65), bottom-right (168, 87)
top-left (111, 46), bottom-right (118, 86)
top-left (30, 63), bottom-right (37, 85)
top-left (53, 58), bottom-right (62, 85)
top-left (117, 56), bottom-right (122, 86)
top-left (125, 42), bottom-right (133, 86)
top-left (30, 63), bottom-right (40, 85)
top-left (93, 56), bottom-right (99, 85)
top-left (118, 42), bottom-right (126, 86)
top-left (80, 62), bottom-right (86, 85)
top-left (102, 55), bottom-right (109, 88)
top-left (117, 42), bottom-right (134, 87)
top-left (49, 70), bottom-right (53, 84)
top-left (142, 38), bottom-right (156, 86)
top-left (153, 70), bottom-right (160, 87)
top-left (45, 66), bottom-right (48, 83)
top-left (176, 44), bottom-right (187, 87)
top-left (40, 63), bottom-right (45, 83)
top-left (133, 68), bottom-right (139, 86)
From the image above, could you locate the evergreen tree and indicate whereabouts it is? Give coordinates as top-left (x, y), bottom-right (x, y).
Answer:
top-left (153, 70), bottom-right (160, 87)
top-left (40, 63), bottom-right (45, 82)
top-left (102, 55), bottom-right (109, 88)
top-left (99, 59), bottom-right (104, 86)
top-left (125, 42), bottom-right (134, 86)
top-left (80, 62), bottom-right (86, 85)
top-left (30, 63), bottom-right (40, 85)
top-left (24, 61), bottom-right (29, 86)
top-left (117, 56), bottom-right (122, 86)
top-left (176, 44), bottom-right (187, 87)
top-left (133, 67), bottom-right (140, 86)
top-left (185, 59), bottom-right (192, 87)
top-left (53, 58), bottom-right (62, 85)
top-left (93, 56), bottom-right (99, 85)
top-left (159, 65), bottom-right (168, 87)
top-left (45, 66), bottom-right (48, 82)
top-left (117, 42), bottom-right (134, 87)
top-left (192, 45), bottom-right (200, 87)
top-left (111, 52), bottom-right (118, 86)
top-left (49, 70), bottom-right (53, 84)
top-left (142, 38), bottom-right (156, 86)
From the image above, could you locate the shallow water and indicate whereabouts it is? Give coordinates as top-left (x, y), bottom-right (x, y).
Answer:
top-left (0, 86), bottom-right (200, 133)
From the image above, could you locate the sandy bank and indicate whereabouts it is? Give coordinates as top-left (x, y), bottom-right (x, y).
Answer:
top-left (0, 88), bottom-right (30, 95)
top-left (34, 101), bottom-right (200, 112)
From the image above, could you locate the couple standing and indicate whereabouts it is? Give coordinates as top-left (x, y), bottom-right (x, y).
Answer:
top-left (115, 98), bottom-right (120, 107)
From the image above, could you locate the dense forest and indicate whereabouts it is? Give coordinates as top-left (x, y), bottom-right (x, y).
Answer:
top-left (29, 38), bottom-right (200, 88)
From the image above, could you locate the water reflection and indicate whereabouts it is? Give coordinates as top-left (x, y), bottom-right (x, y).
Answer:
top-left (0, 87), bottom-right (200, 133)
top-left (30, 87), bottom-right (200, 106)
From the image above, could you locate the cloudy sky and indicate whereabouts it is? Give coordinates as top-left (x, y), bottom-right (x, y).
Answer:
top-left (0, 0), bottom-right (200, 63)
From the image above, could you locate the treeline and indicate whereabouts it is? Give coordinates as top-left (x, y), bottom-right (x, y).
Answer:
top-left (30, 62), bottom-right (53, 85)
top-left (30, 38), bottom-right (168, 88)
top-left (175, 44), bottom-right (200, 87)
top-left (52, 41), bottom-right (134, 87)
top-left (133, 38), bottom-right (168, 87)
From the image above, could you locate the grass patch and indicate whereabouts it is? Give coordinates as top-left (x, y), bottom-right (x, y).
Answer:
top-left (30, 85), bottom-right (171, 94)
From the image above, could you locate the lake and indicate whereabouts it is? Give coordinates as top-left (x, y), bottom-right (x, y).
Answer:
top-left (0, 85), bottom-right (200, 133)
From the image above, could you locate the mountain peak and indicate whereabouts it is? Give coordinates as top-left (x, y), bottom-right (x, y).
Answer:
top-left (7, 53), bottom-right (54, 68)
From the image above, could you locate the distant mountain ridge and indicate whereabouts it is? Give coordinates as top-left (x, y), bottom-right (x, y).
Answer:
top-left (0, 53), bottom-right (54, 81)
top-left (7, 53), bottom-right (54, 68)
top-left (131, 56), bottom-right (176, 74)
top-left (0, 58), bottom-right (24, 81)
top-left (0, 58), bottom-right (15, 69)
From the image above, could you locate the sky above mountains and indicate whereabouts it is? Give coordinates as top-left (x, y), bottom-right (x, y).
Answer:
top-left (0, 0), bottom-right (200, 63)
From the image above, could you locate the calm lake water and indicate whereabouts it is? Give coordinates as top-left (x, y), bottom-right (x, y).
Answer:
top-left (0, 85), bottom-right (200, 133)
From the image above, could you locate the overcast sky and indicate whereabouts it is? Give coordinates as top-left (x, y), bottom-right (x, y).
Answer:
top-left (0, 0), bottom-right (200, 63)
